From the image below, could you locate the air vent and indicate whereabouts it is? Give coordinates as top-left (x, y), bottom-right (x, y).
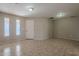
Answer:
top-left (48, 17), bottom-right (54, 19)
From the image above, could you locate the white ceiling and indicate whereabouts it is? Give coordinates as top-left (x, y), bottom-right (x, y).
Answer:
top-left (0, 3), bottom-right (79, 18)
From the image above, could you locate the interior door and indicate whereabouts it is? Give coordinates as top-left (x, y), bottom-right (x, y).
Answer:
top-left (26, 20), bottom-right (34, 39)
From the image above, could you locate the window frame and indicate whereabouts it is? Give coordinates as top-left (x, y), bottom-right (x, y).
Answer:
top-left (4, 17), bottom-right (10, 37)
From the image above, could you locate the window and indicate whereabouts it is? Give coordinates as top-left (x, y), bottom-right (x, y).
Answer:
top-left (4, 17), bottom-right (10, 36)
top-left (16, 19), bottom-right (20, 35)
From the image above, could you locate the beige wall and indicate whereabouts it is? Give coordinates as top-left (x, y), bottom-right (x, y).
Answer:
top-left (26, 18), bottom-right (53, 40)
top-left (26, 17), bottom-right (79, 41)
top-left (0, 13), bottom-right (26, 42)
top-left (1, 12), bottom-right (79, 41)
top-left (54, 17), bottom-right (79, 41)
top-left (34, 18), bottom-right (49, 40)
top-left (0, 12), bottom-right (54, 41)
top-left (48, 20), bottom-right (54, 39)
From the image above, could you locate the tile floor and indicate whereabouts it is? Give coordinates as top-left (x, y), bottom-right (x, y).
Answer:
top-left (0, 39), bottom-right (79, 56)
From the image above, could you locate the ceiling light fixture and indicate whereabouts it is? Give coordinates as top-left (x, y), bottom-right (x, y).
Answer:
top-left (25, 6), bottom-right (34, 12)
top-left (28, 8), bottom-right (33, 12)
top-left (56, 12), bottom-right (65, 18)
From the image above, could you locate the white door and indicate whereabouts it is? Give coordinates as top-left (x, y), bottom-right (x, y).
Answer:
top-left (26, 20), bottom-right (34, 39)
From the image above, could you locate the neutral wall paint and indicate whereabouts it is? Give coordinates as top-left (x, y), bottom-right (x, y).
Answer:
top-left (26, 18), bottom-right (53, 40)
top-left (0, 13), bottom-right (26, 42)
top-left (48, 20), bottom-right (54, 39)
top-left (54, 17), bottom-right (79, 41)
top-left (34, 18), bottom-right (49, 40)
top-left (0, 12), bottom-right (54, 41)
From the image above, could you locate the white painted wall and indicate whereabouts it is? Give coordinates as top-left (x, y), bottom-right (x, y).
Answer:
top-left (0, 13), bottom-right (25, 42)
top-left (25, 18), bottom-right (54, 40)
top-left (0, 13), bottom-right (53, 41)
top-left (0, 13), bottom-right (54, 41)
top-left (26, 18), bottom-right (49, 40)
top-left (34, 18), bottom-right (49, 40)
top-left (48, 20), bottom-right (54, 39)
top-left (54, 17), bottom-right (79, 41)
